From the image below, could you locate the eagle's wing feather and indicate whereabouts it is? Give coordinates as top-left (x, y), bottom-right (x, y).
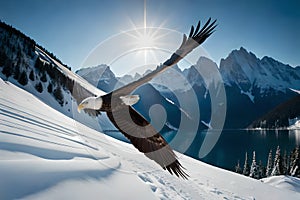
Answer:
top-left (79, 19), bottom-right (217, 178)
top-left (106, 106), bottom-right (189, 179)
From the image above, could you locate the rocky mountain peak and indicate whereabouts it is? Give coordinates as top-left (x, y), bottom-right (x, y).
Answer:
top-left (220, 47), bottom-right (300, 95)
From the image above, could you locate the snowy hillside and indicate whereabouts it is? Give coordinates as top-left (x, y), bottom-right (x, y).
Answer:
top-left (1, 79), bottom-right (300, 199)
top-left (0, 21), bottom-right (112, 132)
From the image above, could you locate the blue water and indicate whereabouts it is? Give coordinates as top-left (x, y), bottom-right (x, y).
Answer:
top-left (173, 129), bottom-right (300, 171)
top-left (105, 128), bottom-right (300, 171)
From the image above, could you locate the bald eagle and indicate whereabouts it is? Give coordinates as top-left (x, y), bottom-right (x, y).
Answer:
top-left (77, 18), bottom-right (217, 179)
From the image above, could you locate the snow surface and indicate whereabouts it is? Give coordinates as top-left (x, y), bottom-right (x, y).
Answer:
top-left (290, 88), bottom-right (300, 95)
top-left (35, 47), bottom-right (106, 98)
top-left (262, 176), bottom-right (300, 193)
top-left (1, 78), bottom-right (300, 200)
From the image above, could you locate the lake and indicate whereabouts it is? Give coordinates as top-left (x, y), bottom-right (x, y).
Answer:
top-left (105, 128), bottom-right (300, 172)
top-left (172, 129), bottom-right (300, 171)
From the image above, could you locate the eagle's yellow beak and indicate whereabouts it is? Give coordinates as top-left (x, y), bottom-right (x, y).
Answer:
top-left (77, 103), bottom-right (84, 113)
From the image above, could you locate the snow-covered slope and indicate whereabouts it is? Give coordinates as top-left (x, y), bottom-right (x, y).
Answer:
top-left (0, 21), bottom-right (109, 132)
top-left (262, 176), bottom-right (300, 193)
top-left (1, 78), bottom-right (299, 199)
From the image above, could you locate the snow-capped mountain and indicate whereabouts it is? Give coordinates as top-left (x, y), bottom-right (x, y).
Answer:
top-left (220, 47), bottom-right (300, 96)
top-left (75, 65), bottom-right (189, 131)
top-left (219, 47), bottom-right (300, 128)
top-left (118, 72), bottom-right (142, 85)
top-left (151, 65), bottom-right (191, 92)
top-left (77, 47), bottom-right (300, 129)
top-left (76, 64), bottom-right (119, 93)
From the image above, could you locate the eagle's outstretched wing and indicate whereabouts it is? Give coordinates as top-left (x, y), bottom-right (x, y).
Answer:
top-left (79, 19), bottom-right (217, 178)
top-left (110, 18), bottom-right (217, 96)
top-left (106, 105), bottom-right (189, 179)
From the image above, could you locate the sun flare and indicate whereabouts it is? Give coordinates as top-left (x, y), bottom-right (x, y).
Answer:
top-left (121, 0), bottom-right (172, 67)
top-left (82, 0), bottom-right (210, 76)
top-left (137, 32), bottom-right (156, 48)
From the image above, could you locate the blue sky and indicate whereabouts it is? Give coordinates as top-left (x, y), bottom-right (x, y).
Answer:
top-left (0, 0), bottom-right (299, 73)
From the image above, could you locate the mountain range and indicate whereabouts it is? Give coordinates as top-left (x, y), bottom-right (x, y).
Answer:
top-left (1, 19), bottom-right (299, 132)
top-left (76, 47), bottom-right (300, 129)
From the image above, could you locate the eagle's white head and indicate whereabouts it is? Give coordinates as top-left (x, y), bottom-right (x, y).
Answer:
top-left (77, 96), bottom-right (103, 113)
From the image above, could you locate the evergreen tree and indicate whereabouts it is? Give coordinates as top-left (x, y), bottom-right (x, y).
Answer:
top-left (282, 150), bottom-right (288, 175)
top-left (0, 51), bottom-right (8, 66)
top-left (258, 160), bottom-right (266, 178)
top-left (47, 83), bottom-right (53, 93)
top-left (40, 72), bottom-right (47, 82)
top-left (13, 64), bottom-right (20, 80)
top-left (18, 71), bottom-right (28, 86)
top-left (34, 58), bottom-right (43, 71)
top-left (290, 146), bottom-right (300, 177)
top-left (250, 151), bottom-right (259, 179)
top-left (266, 149), bottom-right (273, 177)
top-left (243, 152), bottom-right (250, 176)
top-left (235, 160), bottom-right (242, 174)
top-left (53, 86), bottom-right (64, 106)
top-left (29, 70), bottom-right (35, 81)
top-left (35, 82), bottom-right (43, 93)
top-left (271, 146), bottom-right (283, 176)
top-left (2, 63), bottom-right (13, 78)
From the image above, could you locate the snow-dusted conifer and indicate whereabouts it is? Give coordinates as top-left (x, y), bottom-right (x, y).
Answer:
top-left (266, 149), bottom-right (273, 177)
top-left (271, 146), bottom-right (283, 176)
top-left (258, 160), bottom-right (265, 178)
top-left (35, 82), bottom-right (43, 93)
top-left (290, 146), bottom-right (300, 177)
top-left (250, 151), bottom-right (259, 179)
top-left (235, 160), bottom-right (242, 174)
top-left (242, 152), bottom-right (250, 176)
top-left (282, 150), bottom-right (288, 175)
top-left (18, 71), bottom-right (28, 86)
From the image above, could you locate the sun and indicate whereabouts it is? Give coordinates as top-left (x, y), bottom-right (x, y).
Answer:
top-left (81, 0), bottom-right (180, 76)
top-left (136, 30), bottom-right (158, 65)
top-left (121, 0), bottom-right (172, 67)
top-left (137, 31), bottom-right (156, 48)
top-left (81, 0), bottom-right (211, 76)
top-left (123, 26), bottom-right (169, 65)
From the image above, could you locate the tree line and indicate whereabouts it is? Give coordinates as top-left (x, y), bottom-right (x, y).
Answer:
top-left (0, 20), bottom-right (74, 106)
top-left (235, 146), bottom-right (300, 179)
